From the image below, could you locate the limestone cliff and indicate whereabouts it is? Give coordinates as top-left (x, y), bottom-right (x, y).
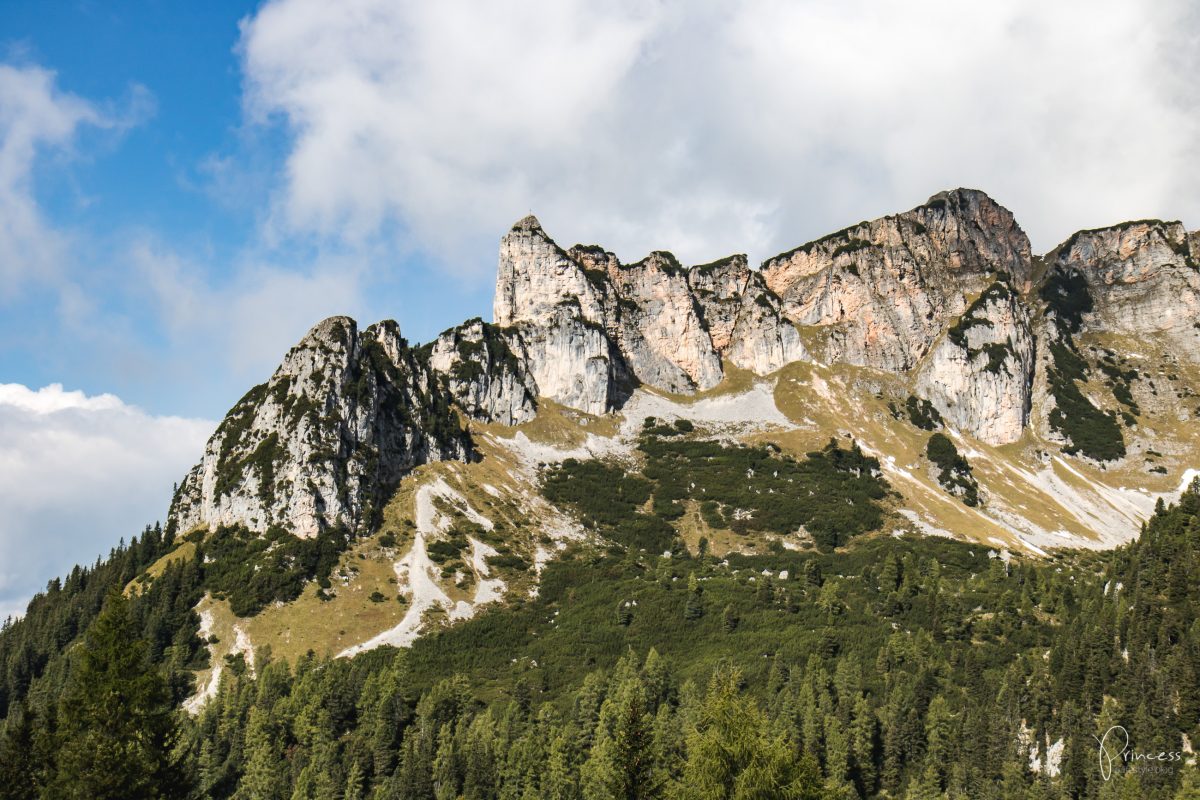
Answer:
top-left (491, 216), bottom-right (805, 413)
top-left (687, 255), bottom-right (807, 375)
top-left (493, 216), bottom-right (627, 414)
top-left (1045, 220), bottom-right (1200, 357)
top-left (606, 251), bottom-right (723, 393)
top-left (424, 318), bottom-right (538, 426)
top-left (171, 191), bottom-right (1200, 541)
top-left (915, 279), bottom-right (1035, 444)
top-left (761, 188), bottom-right (1032, 372)
top-left (168, 317), bottom-right (471, 538)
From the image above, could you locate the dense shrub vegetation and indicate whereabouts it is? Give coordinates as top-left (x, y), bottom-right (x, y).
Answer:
top-left (639, 434), bottom-right (889, 550)
top-left (900, 395), bottom-right (943, 431)
top-left (1039, 267), bottom-right (1127, 462)
top-left (541, 458), bottom-right (677, 553)
top-left (926, 434), bottom-right (979, 507)
top-left (544, 428), bottom-right (890, 552)
top-left (1045, 341), bottom-right (1126, 462)
top-left (1095, 350), bottom-right (1140, 421)
top-left (1039, 268), bottom-right (1092, 334)
top-left (202, 524), bottom-right (351, 617)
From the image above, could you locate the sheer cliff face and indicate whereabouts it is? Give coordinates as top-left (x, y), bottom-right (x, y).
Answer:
top-left (606, 252), bottom-right (724, 393)
top-left (488, 193), bottom-right (1040, 443)
top-left (493, 217), bottom-right (625, 415)
top-left (425, 319), bottom-right (538, 426)
top-left (915, 280), bottom-right (1035, 445)
top-left (1048, 220), bottom-right (1200, 354)
top-left (168, 317), bottom-right (471, 539)
top-left (761, 189), bottom-right (1033, 372)
top-left (686, 255), bottom-right (807, 377)
top-left (491, 215), bottom-right (805, 412)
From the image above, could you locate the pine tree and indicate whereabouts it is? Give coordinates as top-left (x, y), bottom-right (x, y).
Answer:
top-left (670, 666), bottom-right (817, 799)
top-left (0, 704), bottom-right (37, 800)
top-left (396, 721), bottom-right (436, 799)
top-left (542, 730), bottom-right (579, 800)
top-left (432, 723), bottom-right (460, 800)
top-left (641, 649), bottom-right (670, 712)
top-left (198, 737), bottom-right (225, 798)
top-left (824, 713), bottom-right (850, 788)
top-left (462, 712), bottom-right (498, 799)
top-left (237, 705), bottom-right (287, 800)
top-left (343, 760), bottom-right (365, 800)
top-left (582, 678), bottom-right (656, 800)
top-left (922, 695), bottom-right (955, 791)
top-left (684, 575), bottom-right (704, 621)
top-left (721, 604), bottom-right (739, 633)
top-left (611, 685), bottom-right (656, 799)
top-left (849, 693), bottom-right (877, 797)
top-left (48, 589), bottom-right (191, 800)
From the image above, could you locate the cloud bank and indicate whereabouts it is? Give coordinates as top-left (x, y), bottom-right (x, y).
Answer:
top-left (241, 0), bottom-right (1200, 267)
top-left (0, 384), bottom-right (213, 619)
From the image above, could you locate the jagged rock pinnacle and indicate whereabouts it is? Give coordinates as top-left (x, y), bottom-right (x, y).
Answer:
top-left (511, 214), bottom-right (543, 233)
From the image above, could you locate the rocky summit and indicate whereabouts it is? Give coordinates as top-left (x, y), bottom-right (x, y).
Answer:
top-left (168, 316), bottom-right (471, 539)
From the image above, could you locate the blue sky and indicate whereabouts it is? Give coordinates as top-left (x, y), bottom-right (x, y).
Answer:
top-left (1, 0), bottom-right (1197, 618)
top-left (0, 0), bottom-right (498, 420)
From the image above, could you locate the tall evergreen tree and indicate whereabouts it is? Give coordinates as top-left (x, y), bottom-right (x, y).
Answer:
top-left (0, 704), bottom-right (38, 800)
top-left (47, 589), bottom-right (191, 800)
top-left (236, 706), bottom-right (287, 800)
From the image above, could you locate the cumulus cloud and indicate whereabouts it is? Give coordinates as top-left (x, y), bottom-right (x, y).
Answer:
top-left (0, 384), bottom-right (213, 619)
top-left (240, 0), bottom-right (1200, 267)
top-left (129, 237), bottom-right (378, 383)
top-left (0, 63), bottom-right (104, 296)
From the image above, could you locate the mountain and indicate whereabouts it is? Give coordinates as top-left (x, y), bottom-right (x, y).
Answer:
top-left (148, 187), bottom-right (1200, 676)
top-left (5, 188), bottom-right (1200, 799)
top-left (172, 188), bottom-right (1200, 542)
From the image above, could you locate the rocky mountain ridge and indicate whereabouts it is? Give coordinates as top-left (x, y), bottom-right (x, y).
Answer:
top-left (168, 188), bottom-right (1199, 546)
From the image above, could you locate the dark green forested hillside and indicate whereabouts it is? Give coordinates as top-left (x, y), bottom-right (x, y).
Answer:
top-left (4, 483), bottom-right (1200, 798)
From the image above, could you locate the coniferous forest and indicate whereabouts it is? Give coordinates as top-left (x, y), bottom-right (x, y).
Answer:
top-left (2, 482), bottom-right (1200, 799)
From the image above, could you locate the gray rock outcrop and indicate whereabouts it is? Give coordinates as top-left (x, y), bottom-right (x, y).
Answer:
top-left (491, 215), bottom-right (806, 413)
top-left (172, 190), bottom-right (1200, 539)
top-left (1045, 220), bottom-right (1200, 359)
top-left (168, 317), bottom-right (471, 538)
top-left (423, 318), bottom-right (538, 426)
top-left (915, 279), bottom-right (1035, 444)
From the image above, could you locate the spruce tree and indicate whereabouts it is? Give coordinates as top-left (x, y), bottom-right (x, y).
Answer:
top-left (236, 706), bottom-right (287, 800)
top-left (342, 760), bottom-right (364, 800)
top-left (48, 589), bottom-right (190, 800)
top-left (0, 704), bottom-right (37, 800)
top-left (684, 575), bottom-right (704, 621)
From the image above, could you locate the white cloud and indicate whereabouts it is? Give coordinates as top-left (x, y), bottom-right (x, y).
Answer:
top-left (130, 237), bottom-right (374, 381)
top-left (0, 384), bottom-right (214, 619)
top-left (0, 63), bottom-right (103, 296)
top-left (240, 0), bottom-right (1200, 266)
